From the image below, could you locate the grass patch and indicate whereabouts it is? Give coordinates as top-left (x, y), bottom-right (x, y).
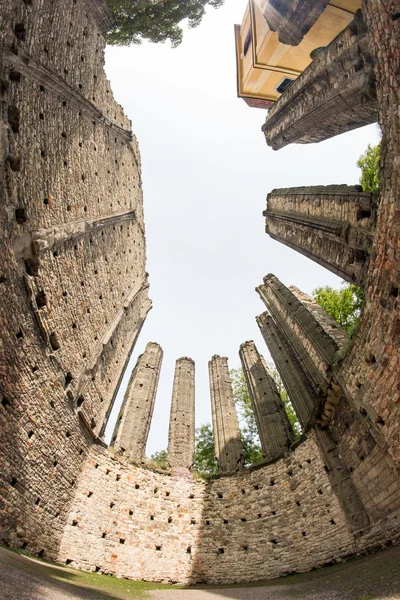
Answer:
top-left (1, 545), bottom-right (179, 599)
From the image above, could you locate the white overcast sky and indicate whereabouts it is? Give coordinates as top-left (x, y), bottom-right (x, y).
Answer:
top-left (104, 0), bottom-right (380, 455)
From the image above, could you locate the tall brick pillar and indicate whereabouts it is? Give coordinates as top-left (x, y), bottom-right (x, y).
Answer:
top-left (111, 342), bottom-right (163, 461)
top-left (257, 274), bottom-right (346, 388)
top-left (239, 341), bottom-right (293, 461)
top-left (208, 355), bottom-right (243, 472)
top-left (256, 311), bottom-right (318, 428)
top-left (264, 185), bottom-right (378, 287)
top-left (262, 14), bottom-right (378, 149)
top-left (256, 274), bottom-right (348, 428)
top-left (167, 357), bottom-right (195, 470)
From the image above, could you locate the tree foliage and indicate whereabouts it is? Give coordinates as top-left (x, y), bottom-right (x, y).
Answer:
top-left (313, 282), bottom-right (364, 334)
top-left (230, 368), bottom-right (264, 467)
top-left (357, 143), bottom-right (380, 192)
top-left (193, 424), bottom-right (219, 477)
top-left (149, 449), bottom-right (168, 469)
top-left (106, 0), bottom-right (224, 47)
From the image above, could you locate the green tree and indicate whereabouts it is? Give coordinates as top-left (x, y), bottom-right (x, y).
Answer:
top-left (357, 143), bottom-right (380, 192)
top-left (193, 424), bottom-right (219, 477)
top-left (230, 368), bottom-right (263, 467)
top-left (313, 282), bottom-right (364, 334)
top-left (106, 0), bottom-right (224, 47)
top-left (149, 449), bottom-right (168, 469)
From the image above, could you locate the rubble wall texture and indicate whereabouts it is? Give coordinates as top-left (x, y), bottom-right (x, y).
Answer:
top-left (264, 185), bottom-right (378, 286)
top-left (262, 13), bottom-right (378, 149)
top-left (0, 0), bottom-right (150, 555)
top-left (209, 356), bottom-right (243, 472)
top-left (168, 358), bottom-right (196, 470)
top-left (256, 311), bottom-right (318, 428)
top-left (58, 435), bottom-right (400, 584)
top-left (239, 341), bottom-right (293, 461)
top-left (1, 0), bottom-right (400, 586)
top-left (327, 397), bottom-right (400, 521)
top-left (257, 274), bottom-right (341, 391)
top-left (256, 273), bottom-right (400, 525)
top-left (335, 0), bottom-right (400, 473)
top-left (111, 342), bottom-right (163, 461)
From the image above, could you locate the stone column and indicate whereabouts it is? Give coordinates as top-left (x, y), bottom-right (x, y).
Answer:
top-left (239, 341), bottom-right (293, 461)
top-left (264, 185), bottom-right (378, 287)
top-left (111, 342), bottom-right (163, 461)
top-left (256, 273), bottom-right (346, 388)
top-left (262, 14), bottom-right (377, 149)
top-left (256, 311), bottom-right (317, 428)
top-left (167, 357), bottom-right (195, 470)
top-left (208, 355), bottom-right (243, 472)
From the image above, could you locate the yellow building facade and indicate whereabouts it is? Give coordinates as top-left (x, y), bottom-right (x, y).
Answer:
top-left (235, 0), bottom-right (361, 109)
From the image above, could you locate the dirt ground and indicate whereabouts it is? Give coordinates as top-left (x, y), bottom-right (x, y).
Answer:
top-left (1, 544), bottom-right (400, 600)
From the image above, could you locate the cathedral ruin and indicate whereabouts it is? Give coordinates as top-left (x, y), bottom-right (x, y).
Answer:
top-left (0, 0), bottom-right (399, 587)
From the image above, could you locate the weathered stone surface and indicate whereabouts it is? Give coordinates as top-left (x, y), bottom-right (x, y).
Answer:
top-left (314, 426), bottom-right (370, 531)
top-left (0, 0), bottom-right (150, 554)
top-left (257, 274), bottom-right (346, 385)
top-left (328, 396), bottom-right (400, 522)
top-left (333, 0), bottom-right (400, 473)
top-left (262, 13), bottom-right (378, 149)
top-left (256, 311), bottom-right (318, 428)
top-left (239, 341), bottom-right (293, 461)
top-left (167, 357), bottom-right (195, 470)
top-left (209, 356), bottom-right (243, 472)
top-left (264, 185), bottom-right (379, 286)
top-left (1, 0), bottom-right (400, 586)
top-left (57, 436), bottom-right (400, 584)
top-left (263, 0), bottom-right (330, 46)
top-left (111, 343), bottom-right (163, 462)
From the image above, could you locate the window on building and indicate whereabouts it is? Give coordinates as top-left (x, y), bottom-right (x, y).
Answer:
top-left (275, 77), bottom-right (295, 95)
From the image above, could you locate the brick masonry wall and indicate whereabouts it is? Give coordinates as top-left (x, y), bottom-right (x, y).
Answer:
top-left (335, 0), bottom-right (400, 472)
top-left (264, 186), bottom-right (378, 286)
top-left (1, 0), bottom-right (400, 584)
top-left (329, 397), bottom-right (400, 521)
top-left (0, 0), bottom-right (150, 554)
top-left (262, 13), bottom-right (378, 149)
top-left (257, 276), bottom-right (333, 392)
top-left (58, 434), bottom-right (400, 585)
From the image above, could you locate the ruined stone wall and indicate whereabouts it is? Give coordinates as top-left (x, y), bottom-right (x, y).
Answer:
top-left (264, 185), bottom-right (378, 286)
top-left (262, 13), bottom-right (378, 149)
top-left (334, 0), bottom-right (400, 473)
top-left (58, 434), bottom-right (400, 584)
top-left (256, 311), bottom-right (318, 428)
top-left (257, 274), bottom-right (342, 391)
top-left (58, 445), bottom-right (204, 585)
top-left (0, 0), bottom-right (150, 555)
top-left (327, 397), bottom-right (400, 522)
